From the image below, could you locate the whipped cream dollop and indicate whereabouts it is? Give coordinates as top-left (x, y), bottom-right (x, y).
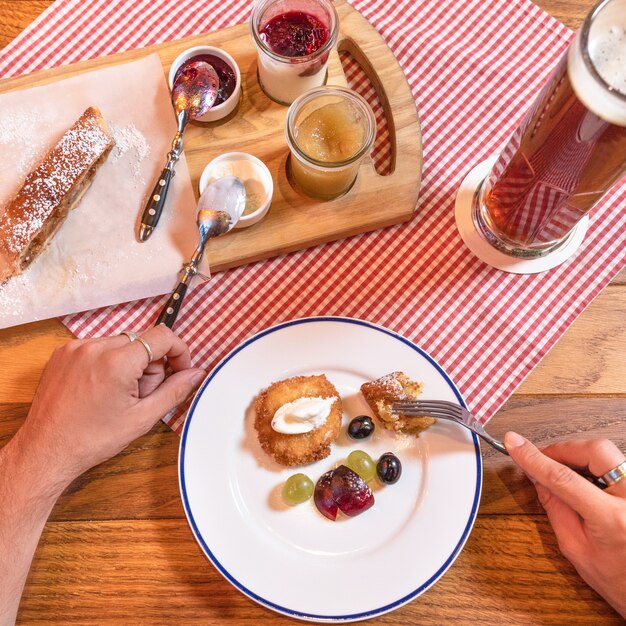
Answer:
top-left (271, 396), bottom-right (336, 434)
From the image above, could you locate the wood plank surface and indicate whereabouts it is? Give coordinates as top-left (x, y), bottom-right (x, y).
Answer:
top-left (1, 0), bottom-right (625, 625)
top-left (518, 286), bottom-right (626, 394)
top-left (17, 518), bottom-right (623, 625)
top-left (0, 1), bottom-right (53, 46)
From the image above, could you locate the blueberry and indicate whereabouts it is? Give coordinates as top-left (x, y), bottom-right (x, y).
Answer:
top-left (347, 415), bottom-right (375, 439)
top-left (377, 452), bottom-right (402, 484)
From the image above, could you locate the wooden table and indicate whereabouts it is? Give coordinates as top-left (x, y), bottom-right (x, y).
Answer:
top-left (0, 1), bottom-right (624, 624)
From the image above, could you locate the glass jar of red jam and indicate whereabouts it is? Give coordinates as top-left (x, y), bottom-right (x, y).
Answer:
top-left (250, 0), bottom-right (339, 105)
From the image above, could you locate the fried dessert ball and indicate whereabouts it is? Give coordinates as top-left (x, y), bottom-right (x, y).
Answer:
top-left (255, 374), bottom-right (342, 466)
top-left (360, 371), bottom-right (435, 435)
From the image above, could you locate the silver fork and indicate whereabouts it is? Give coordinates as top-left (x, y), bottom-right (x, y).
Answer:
top-left (393, 400), bottom-right (612, 488)
top-left (391, 399), bottom-right (508, 455)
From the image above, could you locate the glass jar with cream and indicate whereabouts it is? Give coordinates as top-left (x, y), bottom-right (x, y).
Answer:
top-left (250, 0), bottom-right (339, 105)
top-left (285, 86), bottom-right (376, 199)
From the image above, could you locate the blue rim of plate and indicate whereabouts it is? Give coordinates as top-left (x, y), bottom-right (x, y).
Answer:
top-left (179, 316), bottom-right (482, 622)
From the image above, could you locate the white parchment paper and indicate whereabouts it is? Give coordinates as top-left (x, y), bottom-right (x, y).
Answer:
top-left (0, 54), bottom-right (199, 329)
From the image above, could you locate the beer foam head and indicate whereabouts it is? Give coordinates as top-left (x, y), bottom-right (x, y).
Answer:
top-left (569, 0), bottom-right (626, 127)
top-left (589, 25), bottom-right (626, 95)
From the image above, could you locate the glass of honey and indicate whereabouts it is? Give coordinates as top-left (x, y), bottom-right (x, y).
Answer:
top-left (285, 86), bottom-right (376, 199)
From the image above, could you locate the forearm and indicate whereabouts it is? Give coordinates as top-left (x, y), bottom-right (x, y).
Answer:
top-left (0, 329), bottom-right (200, 624)
top-left (0, 428), bottom-right (69, 625)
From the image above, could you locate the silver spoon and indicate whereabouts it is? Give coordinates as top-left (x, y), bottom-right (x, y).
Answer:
top-left (155, 176), bottom-right (246, 328)
top-left (138, 61), bottom-right (220, 242)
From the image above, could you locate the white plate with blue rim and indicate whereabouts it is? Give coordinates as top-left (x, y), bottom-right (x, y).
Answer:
top-left (179, 317), bottom-right (482, 622)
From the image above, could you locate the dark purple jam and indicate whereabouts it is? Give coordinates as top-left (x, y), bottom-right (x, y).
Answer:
top-left (260, 11), bottom-right (329, 57)
top-left (175, 54), bottom-right (236, 106)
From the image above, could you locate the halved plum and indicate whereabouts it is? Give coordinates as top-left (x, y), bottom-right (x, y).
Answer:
top-left (330, 465), bottom-right (374, 517)
top-left (314, 470), bottom-right (338, 520)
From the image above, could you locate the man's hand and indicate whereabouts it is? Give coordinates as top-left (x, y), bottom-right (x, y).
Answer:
top-left (20, 326), bottom-right (206, 484)
top-left (505, 432), bottom-right (626, 618)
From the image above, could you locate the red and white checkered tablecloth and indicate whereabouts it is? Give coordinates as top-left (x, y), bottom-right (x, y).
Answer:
top-left (1, 0), bottom-right (625, 432)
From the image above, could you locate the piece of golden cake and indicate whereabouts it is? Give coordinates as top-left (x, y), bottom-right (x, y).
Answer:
top-left (0, 106), bottom-right (114, 282)
top-left (255, 374), bottom-right (342, 466)
top-left (360, 371), bottom-right (435, 435)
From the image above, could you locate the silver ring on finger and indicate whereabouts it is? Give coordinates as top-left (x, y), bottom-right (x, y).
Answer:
top-left (120, 330), bottom-right (139, 343)
top-left (602, 460), bottom-right (626, 487)
top-left (136, 336), bottom-right (154, 364)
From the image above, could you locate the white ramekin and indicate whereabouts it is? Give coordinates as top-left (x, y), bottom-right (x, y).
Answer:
top-left (199, 152), bottom-right (274, 229)
top-left (168, 46), bottom-right (241, 122)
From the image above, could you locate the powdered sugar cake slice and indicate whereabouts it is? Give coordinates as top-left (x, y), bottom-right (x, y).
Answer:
top-left (0, 54), bottom-right (198, 329)
top-left (0, 107), bottom-right (114, 282)
top-left (361, 371), bottom-right (435, 435)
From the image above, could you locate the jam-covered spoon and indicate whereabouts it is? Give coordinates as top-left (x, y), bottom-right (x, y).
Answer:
top-left (138, 61), bottom-right (219, 242)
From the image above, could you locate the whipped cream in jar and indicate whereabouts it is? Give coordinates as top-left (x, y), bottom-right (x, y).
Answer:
top-left (249, 0), bottom-right (339, 105)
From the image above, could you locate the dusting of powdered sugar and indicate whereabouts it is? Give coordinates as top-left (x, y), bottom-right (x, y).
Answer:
top-left (0, 273), bottom-right (29, 316)
top-left (109, 123), bottom-right (151, 184)
top-left (0, 109), bottom-right (113, 255)
top-left (0, 111), bottom-right (53, 178)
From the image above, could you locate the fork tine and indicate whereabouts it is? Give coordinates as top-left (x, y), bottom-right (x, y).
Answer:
top-left (395, 400), bottom-right (509, 456)
top-left (394, 408), bottom-right (462, 421)
top-left (392, 403), bottom-right (460, 415)
top-left (394, 400), bottom-right (460, 410)
top-left (392, 402), bottom-right (463, 418)
top-left (392, 401), bottom-right (457, 411)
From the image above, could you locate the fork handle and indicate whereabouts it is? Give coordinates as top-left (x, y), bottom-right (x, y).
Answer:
top-left (469, 422), bottom-right (509, 455)
top-left (139, 166), bottom-right (175, 240)
top-left (155, 281), bottom-right (189, 328)
top-left (155, 258), bottom-right (199, 329)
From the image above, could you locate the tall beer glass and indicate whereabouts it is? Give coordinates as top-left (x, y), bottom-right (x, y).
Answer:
top-left (472, 0), bottom-right (626, 258)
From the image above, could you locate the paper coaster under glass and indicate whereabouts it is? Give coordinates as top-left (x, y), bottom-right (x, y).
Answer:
top-left (455, 156), bottom-right (589, 275)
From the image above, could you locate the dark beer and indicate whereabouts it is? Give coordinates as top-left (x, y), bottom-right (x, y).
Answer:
top-left (476, 8), bottom-right (626, 254)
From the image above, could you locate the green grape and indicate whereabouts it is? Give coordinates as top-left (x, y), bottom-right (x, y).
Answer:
top-left (282, 473), bottom-right (314, 505)
top-left (346, 450), bottom-right (376, 482)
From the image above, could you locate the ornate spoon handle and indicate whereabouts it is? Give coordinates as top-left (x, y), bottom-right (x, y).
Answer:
top-left (138, 111), bottom-right (188, 242)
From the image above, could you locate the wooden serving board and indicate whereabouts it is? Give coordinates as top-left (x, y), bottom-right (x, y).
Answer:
top-left (0, 0), bottom-right (421, 274)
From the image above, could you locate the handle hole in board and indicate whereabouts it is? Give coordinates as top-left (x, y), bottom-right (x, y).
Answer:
top-left (338, 47), bottom-right (394, 177)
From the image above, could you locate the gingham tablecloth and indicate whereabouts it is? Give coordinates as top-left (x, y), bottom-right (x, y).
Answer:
top-left (1, 0), bottom-right (625, 432)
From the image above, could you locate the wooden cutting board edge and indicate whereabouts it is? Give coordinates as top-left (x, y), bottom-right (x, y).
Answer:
top-left (0, 0), bottom-right (422, 274)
